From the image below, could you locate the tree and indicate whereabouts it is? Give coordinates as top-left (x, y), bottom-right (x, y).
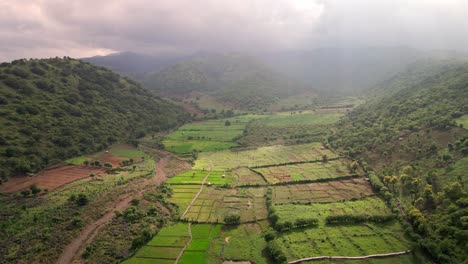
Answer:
top-left (30, 184), bottom-right (41, 195)
top-left (224, 213), bottom-right (240, 224)
top-left (20, 189), bottom-right (30, 197)
top-left (76, 194), bottom-right (89, 206)
top-left (104, 162), bottom-right (112, 169)
top-left (444, 182), bottom-right (465, 200)
top-left (89, 173), bottom-right (95, 180)
top-left (224, 120), bottom-right (231, 126)
top-left (131, 198), bottom-right (140, 206)
top-left (83, 160), bottom-right (89, 166)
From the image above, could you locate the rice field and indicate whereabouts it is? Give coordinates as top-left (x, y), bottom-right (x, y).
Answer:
top-left (123, 223), bottom-right (190, 263)
top-left (179, 224), bottom-right (222, 264)
top-left (271, 178), bottom-right (374, 204)
top-left (182, 187), bottom-right (268, 223)
top-left (273, 197), bottom-right (392, 226)
top-left (274, 222), bottom-right (411, 262)
top-left (194, 143), bottom-right (338, 170)
top-left (253, 159), bottom-right (360, 184)
top-left (169, 185), bottom-right (201, 212)
top-left (167, 170), bottom-right (236, 186)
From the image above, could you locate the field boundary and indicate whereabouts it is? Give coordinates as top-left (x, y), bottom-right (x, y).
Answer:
top-left (249, 157), bottom-right (341, 169)
top-left (175, 223), bottom-right (192, 264)
top-left (288, 250), bottom-right (412, 263)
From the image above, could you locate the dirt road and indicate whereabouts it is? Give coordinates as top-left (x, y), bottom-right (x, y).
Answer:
top-left (57, 154), bottom-right (169, 264)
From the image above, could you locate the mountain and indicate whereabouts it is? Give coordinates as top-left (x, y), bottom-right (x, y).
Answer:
top-left (258, 47), bottom-right (467, 93)
top-left (143, 53), bottom-right (307, 111)
top-left (82, 51), bottom-right (187, 80)
top-left (0, 57), bottom-right (186, 179)
top-left (328, 59), bottom-right (468, 263)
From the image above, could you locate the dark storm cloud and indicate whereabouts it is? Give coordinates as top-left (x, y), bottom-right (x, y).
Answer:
top-left (0, 0), bottom-right (467, 61)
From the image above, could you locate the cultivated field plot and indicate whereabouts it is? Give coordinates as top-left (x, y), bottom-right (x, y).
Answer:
top-left (179, 224), bottom-right (222, 264)
top-left (66, 144), bottom-right (143, 167)
top-left (239, 110), bottom-right (344, 146)
top-left (253, 159), bottom-right (359, 184)
top-left (124, 222), bottom-right (190, 264)
top-left (302, 254), bottom-right (418, 264)
top-left (206, 221), bottom-right (270, 264)
top-left (232, 167), bottom-right (267, 186)
top-left (162, 115), bottom-right (262, 153)
top-left (258, 110), bottom-right (343, 127)
top-left (271, 178), bottom-right (374, 204)
top-left (167, 170), bottom-right (236, 186)
top-left (0, 165), bottom-right (106, 193)
top-left (182, 187), bottom-right (268, 223)
top-left (273, 197), bottom-right (392, 226)
top-left (169, 185), bottom-right (201, 212)
top-left (275, 222), bottom-right (411, 262)
top-left (194, 143), bottom-right (338, 170)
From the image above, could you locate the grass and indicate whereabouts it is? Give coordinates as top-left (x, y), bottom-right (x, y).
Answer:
top-left (275, 222), bottom-right (412, 262)
top-left (273, 197), bottom-right (392, 226)
top-left (194, 143), bottom-right (338, 170)
top-left (182, 187), bottom-right (268, 223)
top-left (456, 114), bottom-right (468, 128)
top-left (110, 148), bottom-right (145, 159)
top-left (271, 178), bottom-right (374, 204)
top-left (253, 159), bottom-right (360, 184)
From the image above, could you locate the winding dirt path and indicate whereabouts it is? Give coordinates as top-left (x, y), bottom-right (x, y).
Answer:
top-left (180, 159), bottom-right (213, 219)
top-left (175, 222), bottom-right (192, 264)
top-left (57, 154), bottom-right (169, 264)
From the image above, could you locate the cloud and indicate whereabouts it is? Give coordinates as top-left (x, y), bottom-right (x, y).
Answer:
top-left (0, 0), bottom-right (467, 61)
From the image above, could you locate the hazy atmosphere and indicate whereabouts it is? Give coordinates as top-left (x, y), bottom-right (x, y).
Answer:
top-left (1, 1), bottom-right (467, 264)
top-left (1, 0), bottom-right (468, 61)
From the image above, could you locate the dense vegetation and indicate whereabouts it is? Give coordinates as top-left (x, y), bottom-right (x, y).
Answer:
top-left (143, 54), bottom-right (305, 111)
top-left (0, 57), bottom-right (186, 180)
top-left (330, 60), bottom-right (468, 263)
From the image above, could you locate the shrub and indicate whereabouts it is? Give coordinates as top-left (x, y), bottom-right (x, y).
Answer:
top-left (76, 194), bottom-right (89, 206)
top-left (131, 197), bottom-right (140, 206)
top-left (30, 184), bottom-right (41, 195)
top-left (20, 189), bottom-right (30, 197)
top-left (224, 213), bottom-right (240, 225)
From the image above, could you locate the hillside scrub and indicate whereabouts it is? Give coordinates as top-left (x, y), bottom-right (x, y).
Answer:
top-left (0, 58), bottom-right (187, 180)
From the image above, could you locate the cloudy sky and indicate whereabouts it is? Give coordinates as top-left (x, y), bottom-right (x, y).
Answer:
top-left (1, 0), bottom-right (467, 61)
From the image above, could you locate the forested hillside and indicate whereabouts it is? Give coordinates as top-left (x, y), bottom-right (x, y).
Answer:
top-left (0, 58), bottom-right (186, 180)
top-left (144, 54), bottom-right (306, 111)
top-left (329, 60), bottom-right (468, 263)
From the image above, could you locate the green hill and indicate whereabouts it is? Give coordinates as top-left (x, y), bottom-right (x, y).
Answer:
top-left (143, 54), bottom-right (306, 111)
top-left (329, 59), bottom-right (468, 263)
top-left (0, 57), bottom-right (186, 180)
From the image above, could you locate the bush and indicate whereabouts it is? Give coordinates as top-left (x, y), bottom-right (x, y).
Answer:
top-left (20, 189), bottom-right (30, 197)
top-left (131, 197), bottom-right (140, 206)
top-left (267, 240), bottom-right (287, 264)
top-left (224, 213), bottom-right (240, 225)
top-left (30, 184), bottom-right (41, 195)
top-left (75, 194), bottom-right (89, 206)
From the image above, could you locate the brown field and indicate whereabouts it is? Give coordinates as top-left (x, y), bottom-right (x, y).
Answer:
top-left (271, 178), bottom-right (374, 204)
top-left (0, 165), bottom-right (106, 194)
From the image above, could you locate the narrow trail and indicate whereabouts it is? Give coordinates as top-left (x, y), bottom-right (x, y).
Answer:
top-left (288, 250), bottom-right (412, 263)
top-left (57, 153), bottom-right (169, 264)
top-left (175, 222), bottom-right (192, 264)
top-left (180, 159), bottom-right (214, 219)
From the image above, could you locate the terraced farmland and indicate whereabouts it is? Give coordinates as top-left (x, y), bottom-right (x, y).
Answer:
top-left (272, 196), bottom-right (392, 226)
top-left (182, 187), bottom-right (268, 223)
top-left (274, 222), bottom-right (412, 261)
top-left (123, 223), bottom-right (190, 264)
top-left (162, 115), bottom-right (262, 153)
top-left (271, 178), bottom-right (375, 204)
top-left (194, 143), bottom-right (338, 170)
top-left (253, 158), bottom-right (361, 184)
